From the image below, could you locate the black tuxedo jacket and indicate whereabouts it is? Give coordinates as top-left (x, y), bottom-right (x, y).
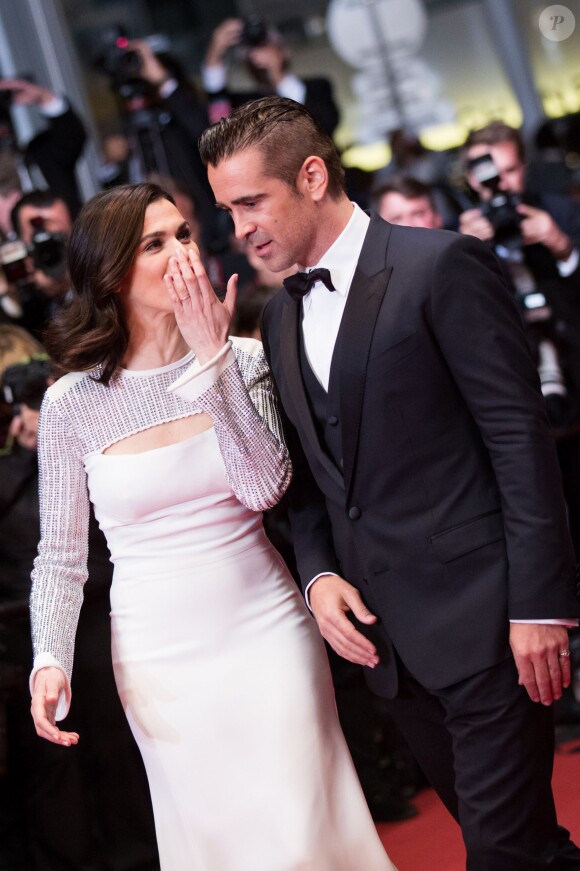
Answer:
top-left (261, 214), bottom-right (580, 696)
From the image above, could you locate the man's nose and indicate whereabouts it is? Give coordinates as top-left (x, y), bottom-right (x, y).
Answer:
top-left (233, 217), bottom-right (256, 241)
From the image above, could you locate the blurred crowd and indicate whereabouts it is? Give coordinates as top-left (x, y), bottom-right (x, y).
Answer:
top-left (1, 15), bottom-right (580, 869)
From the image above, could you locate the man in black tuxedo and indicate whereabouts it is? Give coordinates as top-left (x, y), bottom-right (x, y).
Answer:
top-left (199, 96), bottom-right (580, 869)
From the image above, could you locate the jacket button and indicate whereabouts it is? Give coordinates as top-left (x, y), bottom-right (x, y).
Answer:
top-left (328, 415), bottom-right (339, 426)
top-left (348, 506), bottom-right (361, 520)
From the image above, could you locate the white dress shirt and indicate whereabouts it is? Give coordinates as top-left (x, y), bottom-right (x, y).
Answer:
top-left (301, 203), bottom-right (369, 389)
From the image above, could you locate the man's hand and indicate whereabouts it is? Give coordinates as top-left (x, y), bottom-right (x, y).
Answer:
top-left (205, 19), bottom-right (244, 68)
top-left (509, 623), bottom-right (571, 705)
top-left (309, 574), bottom-right (379, 668)
top-left (127, 40), bottom-right (169, 87)
top-left (459, 208), bottom-right (495, 242)
top-left (0, 78), bottom-right (55, 107)
top-left (517, 203), bottom-right (573, 261)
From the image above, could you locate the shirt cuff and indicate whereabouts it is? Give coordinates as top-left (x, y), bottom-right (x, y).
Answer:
top-left (201, 64), bottom-right (227, 93)
top-left (39, 94), bottom-right (67, 117)
top-left (304, 572), bottom-right (340, 610)
top-left (276, 74), bottom-right (306, 105)
top-left (557, 247), bottom-right (579, 277)
top-left (159, 77), bottom-right (178, 99)
top-left (30, 653), bottom-right (70, 721)
top-left (510, 618), bottom-right (579, 627)
top-left (168, 341), bottom-right (234, 402)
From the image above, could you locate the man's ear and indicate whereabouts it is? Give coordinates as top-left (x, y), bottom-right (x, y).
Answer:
top-left (297, 156), bottom-right (328, 202)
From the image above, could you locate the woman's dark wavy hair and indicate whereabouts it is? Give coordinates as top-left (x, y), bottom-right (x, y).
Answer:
top-left (45, 183), bottom-right (174, 385)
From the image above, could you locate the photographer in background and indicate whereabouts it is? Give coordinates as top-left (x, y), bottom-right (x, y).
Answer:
top-left (96, 32), bottom-right (221, 250)
top-left (459, 122), bottom-right (580, 432)
top-left (0, 78), bottom-right (86, 218)
top-left (202, 17), bottom-right (339, 137)
top-left (0, 190), bottom-right (72, 338)
top-left (460, 121), bottom-right (579, 266)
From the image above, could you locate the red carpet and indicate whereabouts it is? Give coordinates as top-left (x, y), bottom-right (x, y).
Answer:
top-left (376, 739), bottom-right (580, 870)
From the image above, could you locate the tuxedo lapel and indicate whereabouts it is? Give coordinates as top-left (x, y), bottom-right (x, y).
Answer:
top-left (280, 296), bottom-right (344, 487)
top-left (332, 215), bottom-right (394, 500)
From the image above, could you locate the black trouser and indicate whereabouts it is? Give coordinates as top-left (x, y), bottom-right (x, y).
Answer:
top-left (382, 656), bottom-right (580, 870)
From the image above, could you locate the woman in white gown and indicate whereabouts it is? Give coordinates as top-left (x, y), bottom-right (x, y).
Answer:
top-left (29, 183), bottom-right (397, 871)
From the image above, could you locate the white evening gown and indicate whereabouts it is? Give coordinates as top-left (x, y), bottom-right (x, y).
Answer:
top-left (30, 339), bottom-right (397, 871)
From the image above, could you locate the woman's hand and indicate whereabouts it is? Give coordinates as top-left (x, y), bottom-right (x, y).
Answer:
top-left (31, 666), bottom-right (79, 746)
top-left (164, 246), bottom-right (237, 364)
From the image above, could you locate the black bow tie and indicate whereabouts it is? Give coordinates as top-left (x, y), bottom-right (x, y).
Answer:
top-left (283, 267), bottom-right (336, 302)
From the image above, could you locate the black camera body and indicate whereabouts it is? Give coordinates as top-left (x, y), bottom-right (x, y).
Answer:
top-left (29, 217), bottom-right (67, 280)
top-left (0, 219), bottom-right (67, 284)
top-left (240, 17), bottom-right (269, 47)
top-left (1, 355), bottom-right (51, 411)
top-left (94, 26), bottom-right (173, 105)
top-left (96, 25), bottom-right (142, 86)
top-left (467, 153), bottom-right (522, 251)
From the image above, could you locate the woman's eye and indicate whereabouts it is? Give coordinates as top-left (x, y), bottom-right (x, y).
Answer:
top-left (144, 239), bottom-right (162, 252)
top-left (178, 229), bottom-right (192, 241)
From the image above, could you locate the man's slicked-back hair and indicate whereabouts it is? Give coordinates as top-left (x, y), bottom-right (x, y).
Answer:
top-left (199, 96), bottom-right (346, 200)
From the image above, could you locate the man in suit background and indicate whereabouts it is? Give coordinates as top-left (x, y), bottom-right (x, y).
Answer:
top-left (199, 96), bottom-right (580, 869)
top-left (201, 17), bottom-right (339, 138)
top-left (0, 78), bottom-right (86, 219)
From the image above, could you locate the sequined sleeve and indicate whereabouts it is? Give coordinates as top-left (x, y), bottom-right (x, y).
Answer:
top-left (169, 339), bottom-right (292, 511)
top-left (29, 389), bottom-right (90, 708)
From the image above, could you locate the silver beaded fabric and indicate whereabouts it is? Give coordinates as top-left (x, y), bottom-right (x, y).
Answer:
top-left (30, 338), bottom-right (291, 682)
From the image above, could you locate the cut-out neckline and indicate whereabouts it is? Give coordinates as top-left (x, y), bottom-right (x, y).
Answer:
top-left (101, 419), bottom-right (214, 457)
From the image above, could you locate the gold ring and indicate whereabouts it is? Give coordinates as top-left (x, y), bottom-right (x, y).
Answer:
top-left (559, 650), bottom-right (571, 658)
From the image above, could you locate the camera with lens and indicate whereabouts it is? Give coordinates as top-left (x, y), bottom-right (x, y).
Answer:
top-left (95, 25), bottom-right (143, 87)
top-left (510, 272), bottom-right (571, 429)
top-left (467, 153), bottom-right (522, 251)
top-left (29, 217), bottom-right (67, 280)
top-left (94, 25), bottom-right (173, 103)
top-left (240, 17), bottom-right (269, 47)
top-left (1, 354), bottom-right (51, 412)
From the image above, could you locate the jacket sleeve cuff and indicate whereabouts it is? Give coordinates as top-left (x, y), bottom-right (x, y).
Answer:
top-left (304, 572), bottom-right (340, 610)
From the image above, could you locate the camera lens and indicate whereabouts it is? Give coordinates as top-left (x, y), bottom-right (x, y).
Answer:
top-left (241, 17), bottom-right (268, 47)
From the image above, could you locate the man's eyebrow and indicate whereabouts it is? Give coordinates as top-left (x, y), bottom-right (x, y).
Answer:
top-left (215, 193), bottom-right (266, 209)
